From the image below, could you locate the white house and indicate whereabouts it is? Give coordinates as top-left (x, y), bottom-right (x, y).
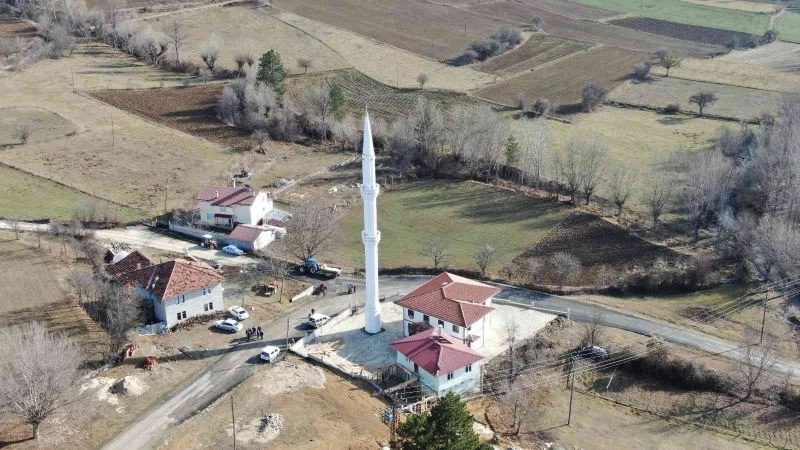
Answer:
top-left (227, 223), bottom-right (286, 252)
top-left (395, 272), bottom-right (500, 349)
top-left (196, 185), bottom-right (273, 229)
top-left (117, 258), bottom-right (225, 329)
top-left (390, 327), bottom-right (484, 396)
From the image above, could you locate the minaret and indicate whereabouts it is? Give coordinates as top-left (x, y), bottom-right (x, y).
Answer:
top-left (361, 108), bottom-right (382, 334)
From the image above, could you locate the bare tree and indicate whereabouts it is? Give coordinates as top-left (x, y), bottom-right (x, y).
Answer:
top-left (251, 130), bottom-right (269, 154)
top-left (8, 217), bottom-right (21, 239)
top-left (15, 120), bottom-right (37, 144)
top-left (689, 91), bottom-right (717, 116)
top-left (655, 48), bottom-right (681, 77)
top-left (101, 283), bottom-right (141, 356)
top-left (200, 38), bottom-right (219, 71)
top-left (418, 237), bottom-right (449, 269)
top-left (234, 52), bottom-right (255, 76)
top-left (141, 29), bottom-right (169, 66)
top-left (581, 83), bottom-right (607, 112)
top-left (527, 257), bottom-right (544, 285)
top-left (164, 17), bottom-right (189, 68)
top-left (632, 62), bottom-right (651, 81)
top-left (647, 176), bottom-right (674, 227)
top-left (551, 252), bottom-right (582, 287)
top-left (503, 320), bottom-right (521, 389)
top-left (607, 165), bottom-right (636, 215)
top-left (66, 268), bottom-right (97, 303)
top-left (475, 244), bottom-right (495, 277)
top-left (0, 322), bottom-right (84, 440)
top-left (532, 99), bottom-right (550, 117)
top-left (417, 72), bottom-right (429, 89)
top-left (279, 198), bottom-right (339, 261)
top-left (582, 310), bottom-right (605, 347)
top-left (737, 328), bottom-right (777, 399)
top-left (515, 93), bottom-right (527, 111)
top-left (683, 151), bottom-right (733, 241)
top-left (561, 138), bottom-right (607, 204)
top-left (297, 57), bottom-right (312, 74)
top-left (518, 118), bottom-right (549, 185)
top-left (305, 84), bottom-right (334, 138)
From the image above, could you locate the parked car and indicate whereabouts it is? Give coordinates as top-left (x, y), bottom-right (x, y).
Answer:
top-left (260, 345), bottom-right (281, 362)
top-left (214, 318), bottom-right (243, 333)
top-left (308, 313), bottom-right (330, 329)
top-left (573, 345), bottom-right (609, 360)
top-left (222, 245), bottom-right (244, 256)
top-left (229, 306), bottom-right (249, 321)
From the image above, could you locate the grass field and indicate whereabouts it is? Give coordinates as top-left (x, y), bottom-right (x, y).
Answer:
top-left (287, 69), bottom-right (489, 122)
top-left (720, 40), bottom-right (800, 72)
top-left (142, 5), bottom-right (349, 75)
top-left (0, 106), bottom-right (77, 146)
top-left (649, 57), bottom-right (800, 92)
top-left (609, 76), bottom-right (784, 119)
top-left (0, 165), bottom-right (140, 221)
top-left (569, 0), bottom-right (772, 36)
top-left (467, 1), bottom-right (721, 57)
top-left (539, 107), bottom-right (722, 184)
top-left (333, 181), bottom-right (571, 271)
top-left (516, 212), bottom-right (680, 285)
top-left (270, 10), bottom-right (496, 92)
top-left (479, 35), bottom-right (592, 76)
top-left (0, 42), bottom-right (235, 212)
top-left (475, 46), bottom-right (649, 107)
top-left (775, 11), bottom-right (800, 43)
top-left (679, 0), bottom-right (778, 13)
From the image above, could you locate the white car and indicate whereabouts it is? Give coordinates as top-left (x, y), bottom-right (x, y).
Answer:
top-left (260, 345), bottom-right (281, 362)
top-left (308, 313), bottom-right (330, 329)
top-left (229, 306), bottom-right (249, 320)
top-left (214, 318), bottom-right (243, 333)
top-left (222, 245), bottom-right (244, 256)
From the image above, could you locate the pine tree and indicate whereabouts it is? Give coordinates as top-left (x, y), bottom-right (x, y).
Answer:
top-left (257, 49), bottom-right (285, 101)
top-left (505, 135), bottom-right (520, 167)
top-left (330, 84), bottom-right (346, 121)
top-left (397, 392), bottom-right (491, 450)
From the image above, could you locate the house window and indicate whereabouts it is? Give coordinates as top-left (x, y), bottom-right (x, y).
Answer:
top-left (203, 302), bottom-right (214, 311)
top-left (408, 309), bottom-right (415, 319)
top-left (177, 295), bottom-right (186, 304)
top-left (465, 364), bottom-right (472, 373)
top-left (452, 324), bottom-right (460, 333)
top-left (414, 363), bottom-right (419, 374)
top-left (423, 314), bottom-right (429, 322)
top-left (437, 319), bottom-right (444, 327)
top-left (447, 372), bottom-right (454, 380)
top-left (176, 311), bottom-right (187, 321)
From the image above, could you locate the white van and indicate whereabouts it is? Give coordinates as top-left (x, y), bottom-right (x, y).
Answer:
top-left (308, 313), bottom-right (330, 329)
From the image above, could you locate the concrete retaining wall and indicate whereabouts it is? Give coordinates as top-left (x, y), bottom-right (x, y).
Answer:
top-left (290, 286), bottom-right (314, 303)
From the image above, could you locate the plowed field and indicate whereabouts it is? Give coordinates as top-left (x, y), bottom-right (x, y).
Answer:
top-left (475, 46), bottom-right (648, 107)
top-left (479, 35), bottom-right (592, 76)
top-left (610, 17), bottom-right (757, 47)
top-left (516, 212), bottom-right (680, 285)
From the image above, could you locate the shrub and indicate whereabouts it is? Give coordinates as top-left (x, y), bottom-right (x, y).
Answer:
top-left (742, 34), bottom-right (760, 49)
top-left (664, 103), bottom-right (681, 114)
top-left (632, 62), bottom-right (651, 81)
top-left (581, 83), bottom-right (607, 112)
top-left (532, 99), bottom-right (551, 116)
top-left (760, 29), bottom-right (778, 45)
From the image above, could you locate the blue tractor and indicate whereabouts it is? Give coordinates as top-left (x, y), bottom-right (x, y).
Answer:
top-left (298, 257), bottom-right (342, 278)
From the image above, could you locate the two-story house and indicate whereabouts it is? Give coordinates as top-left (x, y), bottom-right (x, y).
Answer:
top-left (391, 327), bottom-right (484, 396)
top-left (196, 185), bottom-right (273, 229)
top-left (395, 272), bottom-right (501, 349)
top-left (117, 258), bottom-right (225, 329)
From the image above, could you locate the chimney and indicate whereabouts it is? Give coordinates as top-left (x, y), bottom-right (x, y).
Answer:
top-left (136, 263), bottom-right (142, 270)
top-left (232, 179), bottom-right (237, 188)
top-left (215, 191), bottom-right (219, 199)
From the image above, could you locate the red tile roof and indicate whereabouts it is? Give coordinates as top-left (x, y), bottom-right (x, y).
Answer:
top-left (391, 328), bottom-right (483, 376)
top-left (106, 251), bottom-right (153, 277)
top-left (196, 185), bottom-right (259, 207)
top-left (229, 224), bottom-right (264, 243)
top-left (117, 259), bottom-right (223, 300)
top-left (395, 273), bottom-right (499, 327)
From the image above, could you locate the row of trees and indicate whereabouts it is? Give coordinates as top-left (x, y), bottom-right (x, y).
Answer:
top-left (452, 26), bottom-right (523, 65)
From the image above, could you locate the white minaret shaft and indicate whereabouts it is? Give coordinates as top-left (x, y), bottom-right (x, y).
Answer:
top-left (360, 109), bottom-right (382, 334)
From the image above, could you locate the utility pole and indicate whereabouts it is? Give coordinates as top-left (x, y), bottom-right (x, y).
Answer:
top-left (71, 67), bottom-right (75, 93)
top-left (567, 358), bottom-right (575, 426)
top-left (164, 182), bottom-right (168, 212)
top-left (396, 64), bottom-right (399, 88)
top-left (231, 395), bottom-right (236, 450)
top-left (464, 17), bottom-right (467, 33)
top-left (110, 112), bottom-right (116, 150)
top-left (760, 293), bottom-right (767, 345)
top-left (285, 316), bottom-right (290, 349)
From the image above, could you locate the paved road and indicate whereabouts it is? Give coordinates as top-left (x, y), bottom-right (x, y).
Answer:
top-left (102, 278), bottom-right (412, 450)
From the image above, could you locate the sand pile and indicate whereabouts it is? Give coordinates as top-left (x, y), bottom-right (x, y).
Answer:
top-left (80, 377), bottom-right (119, 405)
top-left (226, 413), bottom-right (285, 444)
top-left (111, 376), bottom-right (147, 396)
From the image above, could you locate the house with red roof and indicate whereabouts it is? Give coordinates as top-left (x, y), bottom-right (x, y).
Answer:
top-left (390, 327), bottom-right (484, 396)
top-left (196, 185), bottom-right (273, 229)
top-left (105, 251), bottom-right (153, 278)
top-left (395, 272), bottom-right (501, 349)
top-left (117, 258), bottom-right (225, 328)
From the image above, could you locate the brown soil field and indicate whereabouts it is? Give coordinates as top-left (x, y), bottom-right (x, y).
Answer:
top-left (475, 46), bottom-right (648, 107)
top-left (609, 76), bottom-right (784, 119)
top-left (91, 84), bottom-right (353, 191)
top-left (287, 69), bottom-right (490, 122)
top-left (0, 18), bottom-right (37, 38)
top-left (516, 212), bottom-right (681, 285)
top-left (519, 0), bottom-right (617, 19)
top-left (142, 5), bottom-right (350, 75)
top-left (270, 0), bottom-right (511, 60)
top-left (467, 1), bottom-right (722, 57)
top-left (479, 34), bottom-right (593, 76)
top-left (720, 40), bottom-right (800, 72)
top-left (610, 16), bottom-right (757, 47)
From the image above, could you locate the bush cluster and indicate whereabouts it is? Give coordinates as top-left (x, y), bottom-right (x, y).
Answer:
top-left (452, 27), bottom-right (523, 65)
top-left (612, 256), bottom-right (714, 294)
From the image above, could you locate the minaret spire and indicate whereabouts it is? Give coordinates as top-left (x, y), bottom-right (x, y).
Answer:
top-left (361, 106), bottom-right (382, 334)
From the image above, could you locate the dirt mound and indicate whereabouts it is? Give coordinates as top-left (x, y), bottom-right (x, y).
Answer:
top-left (79, 377), bottom-right (119, 405)
top-left (255, 361), bottom-right (325, 396)
top-left (111, 376), bottom-right (147, 397)
top-left (227, 412), bottom-right (285, 444)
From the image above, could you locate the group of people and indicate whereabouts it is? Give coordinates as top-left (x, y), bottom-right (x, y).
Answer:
top-left (347, 284), bottom-right (358, 294)
top-left (246, 326), bottom-right (263, 341)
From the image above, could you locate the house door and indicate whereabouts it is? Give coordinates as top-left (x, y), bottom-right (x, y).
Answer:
top-left (414, 363), bottom-right (419, 374)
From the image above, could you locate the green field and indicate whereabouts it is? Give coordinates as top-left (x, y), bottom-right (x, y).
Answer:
top-left (333, 181), bottom-right (570, 272)
top-left (0, 165), bottom-right (141, 221)
top-left (776, 11), bottom-right (800, 43)
top-left (570, 0), bottom-right (771, 36)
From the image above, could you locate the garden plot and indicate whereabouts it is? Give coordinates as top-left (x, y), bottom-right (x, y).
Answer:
top-left (476, 46), bottom-right (648, 107)
top-left (609, 77), bottom-right (784, 119)
top-left (479, 35), bottom-right (592, 76)
top-left (142, 5), bottom-right (349, 75)
top-left (609, 17), bottom-right (756, 46)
